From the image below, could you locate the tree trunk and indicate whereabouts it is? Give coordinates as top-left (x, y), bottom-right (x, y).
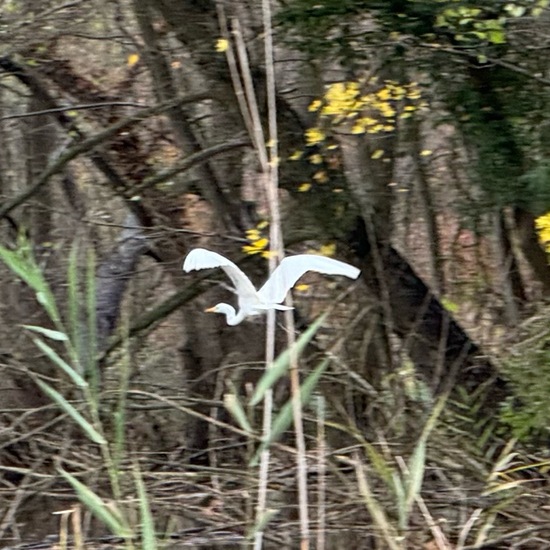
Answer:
top-left (349, 216), bottom-right (509, 413)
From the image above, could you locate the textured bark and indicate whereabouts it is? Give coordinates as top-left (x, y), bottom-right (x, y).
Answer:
top-left (493, 210), bottom-right (525, 326)
top-left (514, 206), bottom-right (550, 296)
top-left (95, 213), bottom-right (149, 350)
top-left (133, 0), bottom-right (242, 231)
top-left (24, 97), bottom-right (56, 245)
top-left (464, 63), bottom-right (550, 295)
top-left (411, 120), bottom-right (444, 295)
top-left (349, 216), bottom-right (509, 410)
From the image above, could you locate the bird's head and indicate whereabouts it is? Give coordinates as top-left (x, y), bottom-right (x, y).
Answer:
top-left (205, 303), bottom-right (228, 315)
top-left (204, 303), bottom-right (244, 325)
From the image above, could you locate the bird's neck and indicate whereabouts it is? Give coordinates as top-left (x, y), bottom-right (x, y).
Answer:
top-left (229, 308), bottom-right (247, 326)
top-left (220, 304), bottom-right (246, 326)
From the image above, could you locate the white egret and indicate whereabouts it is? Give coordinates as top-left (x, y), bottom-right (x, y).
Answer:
top-left (183, 247), bottom-right (360, 326)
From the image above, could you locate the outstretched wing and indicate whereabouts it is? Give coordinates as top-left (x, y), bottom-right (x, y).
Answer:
top-left (183, 248), bottom-right (258, 303)
top-left (257, 254), bottom-right (360, 304)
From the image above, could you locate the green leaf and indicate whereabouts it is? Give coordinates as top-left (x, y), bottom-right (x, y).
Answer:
top-left (31, 337), bottom-right (88, 389)
top-left (224, 393), bottom-right (253, 433)
top-left (392, 471), bottom-right (407, 529)
top-left (271, 358), bottom-right (330, 441)
top-left (488, 29), bottom-right (506, 44)
top-left (505, 4), bottom-right (526, 17)
top-left (86, 249), bottom-right (98, 381)
top-left (250, 313), bottom-right (326, 406)
top-left (250, 358), bottom-right (330, 465)
top-left (363, 441), bottom-right (395, 487)
top-left (355, 460), bottom-right (401, 550)
top-left (34, 378), bottom-right (105, 444)
top-left (133, 464), bottom-right (157, 549)
top-left (405, 438), bottom-right (426, 514)
top-left (58, 468), bottom-right (131, 537)
top-left (0, 243), bottom-right (60, 324)
top-left (247, 509), bottom-right (279, 539)
top-left (68, 242), bottom-right (82, 365)
top-left (402, 395), bottom-right (447, 523)
top-left (22, 325), bottom-right (68, 341)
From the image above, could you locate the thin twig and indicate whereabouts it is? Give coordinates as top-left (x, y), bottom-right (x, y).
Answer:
top-left (456, 508), bottom-right (482, 550)
top-left (0, 94), bottom-right (213, 221)
top-left (0, 102), bottom-right (148, 122)
top-left (215, 2), bottom-right (255, 138)
top-left (232, 19), bottom-right (268, 171)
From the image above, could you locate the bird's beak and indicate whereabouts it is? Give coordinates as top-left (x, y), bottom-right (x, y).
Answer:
top-left (205, 306), bottom-right (216, 313)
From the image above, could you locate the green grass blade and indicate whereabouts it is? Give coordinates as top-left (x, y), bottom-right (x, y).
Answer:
top-left (68, 242), bottom-right (82, 366)
top-left (224, 393), bottom-right (253, 433)
top-left (58, 468), bottom-right (131, 537)
top-left (250, 358), bottom-right (330, 465)
top-left (355, 459), bottom-right (402, 550)
top-left (363, 441), bottom-right (395, 486)
top-left (34, 378), bottom-right (105, 445)
top-left (402, 396), bottom-right (447, 523)
top-left (0, 243), bottom-right (60, 324)
top-left (133, 463), bottom-right (157, 550)
top-left (85, 249), bottom-right (99, 391)
top-left (404, 438), bottom-right (426, 522)
top-left (31, 337), bottom-right (88, 389)
top-left (392, 471), bottom-right (407, 530)
top-left (247, 509), bottom-right (279, 540)
top-left (22, 325), bottom-right (68, 341)
top-left (250, 313), bottom-right (326, 406)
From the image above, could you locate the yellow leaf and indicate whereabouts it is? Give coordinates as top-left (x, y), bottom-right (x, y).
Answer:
top-left (441, 298), bottom-right (459, 313)
top-left (298, 182), bottom-right (312, 192)
top-left (295, 284), bottom-right (310, 292)
top-left (257, 220), bottom-right (269, 230)
top-left (313, 171), bottom-right (328, 183)
top-left (309, 154), bottom-right (323, 165)
top-left (215, 38), bottom-right (229, 52)
top-left (127, 53), bottom-right (140, 67)
top-left (261, 250), bottom-right (276, 259)
top-left (371, 149), bottom-right (384, 160)
top-left (305, 127), bottom-right (326, 146)
top-left (308, 99), bottom-right (322, 112)
top-left (420, 149), bottom-right (433, 157)
top-left (243, 245), bottom-right (263, 255)
top-left (253, 237), bottom-right (268, 249)
top-left (289, 150), bottom-right (303, 161)
top-left (319, 243), bottom-right (336, 257)
top-left (376, 88), bottom-right (391, 101)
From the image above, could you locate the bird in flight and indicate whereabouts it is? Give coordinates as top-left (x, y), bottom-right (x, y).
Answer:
top-left (183, 248), bottom-right (360, 325)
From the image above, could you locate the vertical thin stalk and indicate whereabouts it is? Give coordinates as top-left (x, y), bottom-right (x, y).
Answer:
top-left (215, 1), bottom-right (255, 139)
top-left (232, 19), bottom-right (268, 171)
top-left (262, 0), bottom-right (310, 547)
top-left (228, 6), bottom-right (310, 546)
top-left (229, 15), bottom-right (273, 550)
top-left (316, 396), bottom-right (326, 550)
